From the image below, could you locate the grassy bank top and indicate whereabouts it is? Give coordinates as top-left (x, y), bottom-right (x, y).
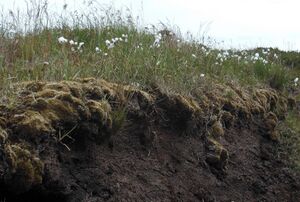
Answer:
top-left (1, 25), bottom-right (300, 94)
top-left (0, 1), bottom-right (299, 95)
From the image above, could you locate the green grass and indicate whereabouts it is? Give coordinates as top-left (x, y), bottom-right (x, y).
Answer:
top-left (0, 0), bottom-right (300, 170)
top-left (278, 110), bottom-right (300, 170)
top-left (0, 2), bottom-right (299, 94)
top-left (1, 27), bottom-right (298, 93)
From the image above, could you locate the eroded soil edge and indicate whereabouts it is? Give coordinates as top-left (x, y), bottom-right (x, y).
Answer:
top-left (0, 78), bottom-right (299, 201)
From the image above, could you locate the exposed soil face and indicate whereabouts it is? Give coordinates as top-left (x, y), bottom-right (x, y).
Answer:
top-left (0, 78), bottom-right (299, 201)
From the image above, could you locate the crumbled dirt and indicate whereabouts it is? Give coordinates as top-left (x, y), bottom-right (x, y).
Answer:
top-left (0, 78), bottom-right (299, 201)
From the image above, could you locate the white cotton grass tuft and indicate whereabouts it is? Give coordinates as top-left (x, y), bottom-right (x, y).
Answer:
top-left (69, 40), bottom-right (75, 45)
top-left (95, 47), bottom-right (101, 53)
top-left (108, 43), bottom-right (115, 49)
top-left (104, 34), bottom-right (128, 50)
top-left (253, 53), bottom-right (260, 61)
top-left (105, 39), bottom-right (115, 49)
top-left (294, 77), bottom-right (299, 86)
top-left (105, 40), bottom-right (110, 46)
top-left (58, 36), bottom-right (68, 44)
top-left (200, 73), bottom-right (205, 77)
top-left (78, 42), bottom-right (85, 50)
top-left (152, 33), bottom-right (162, 47)
top-left (131, 82), bottom-right (140, 87)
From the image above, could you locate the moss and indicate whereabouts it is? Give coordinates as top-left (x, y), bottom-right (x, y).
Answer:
top-left (0, 116), bottom-right (6, 128)
top-left (86, 100), bottom-right (112, 128)
top-left (221, 111), bottom-right (234, 129)
top-left (223, 99), bottom-right (251, 120)
top-left (30, 98), bottom-right (48, 110)
top-left (24, 81), bottom-right (46, 92)
top-left (222, 100), bottom-right (238, 113)
top-left (254, 89), bottom-right (278, 111)
top-left (197, 94), bottom-right (210, 110)
top-left (4, 144), bottom-right (44, 193)
top-left (35, 89), bottom-right (59, 98)
top-left (97, 79), bottom-right (119, 99)
top-left (264, 112), bottom-right (280, 141)
top-left (125, 87), bottom-right (154, 110)
top-left (265, 112), bottom-right (278, 129)
top-left (45, 82), bottom-right (70, 92)
top-left (275, 97), bottom-right (288, 119)
top-left (46, 98), bottom-right (80, 124)
top-left (55, 92), bottom-right (85, 107)
top-left (80, 77), bottom-right (97, 83)
top-left (250, 103), bottom-right (266, 114)
top-left (64, 81), bottom-right (83, 98)
top-left (158, 94), bottom-right (203, 134)
top-left (6, 80), bottom-right (131, 148)
top-left (12, 79), bottom-right (290, 145)
top-left (224, 89), bottom-right (235, 99)
top-left (0, 127), bottom-right (8, 144)
top-left (269, 130), bottom-right (280, 142)
top-left (11, 110), bottom-right (53, 137)
top-left (41, 92), bottom-right (89, 124)
top-left (83, 85), bottom-right (105, 100)
top-left (174, 95), bottom-right (201, 114)
top-left (205, 138), bottom-right (229, 170)
top-left (81, 79), bottom-right (124, 103)
top-left (210, 120), bottom-right (224, 138)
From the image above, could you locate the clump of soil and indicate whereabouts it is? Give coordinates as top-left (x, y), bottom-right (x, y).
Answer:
top-left (0, 78), bottom-right (299, 201)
